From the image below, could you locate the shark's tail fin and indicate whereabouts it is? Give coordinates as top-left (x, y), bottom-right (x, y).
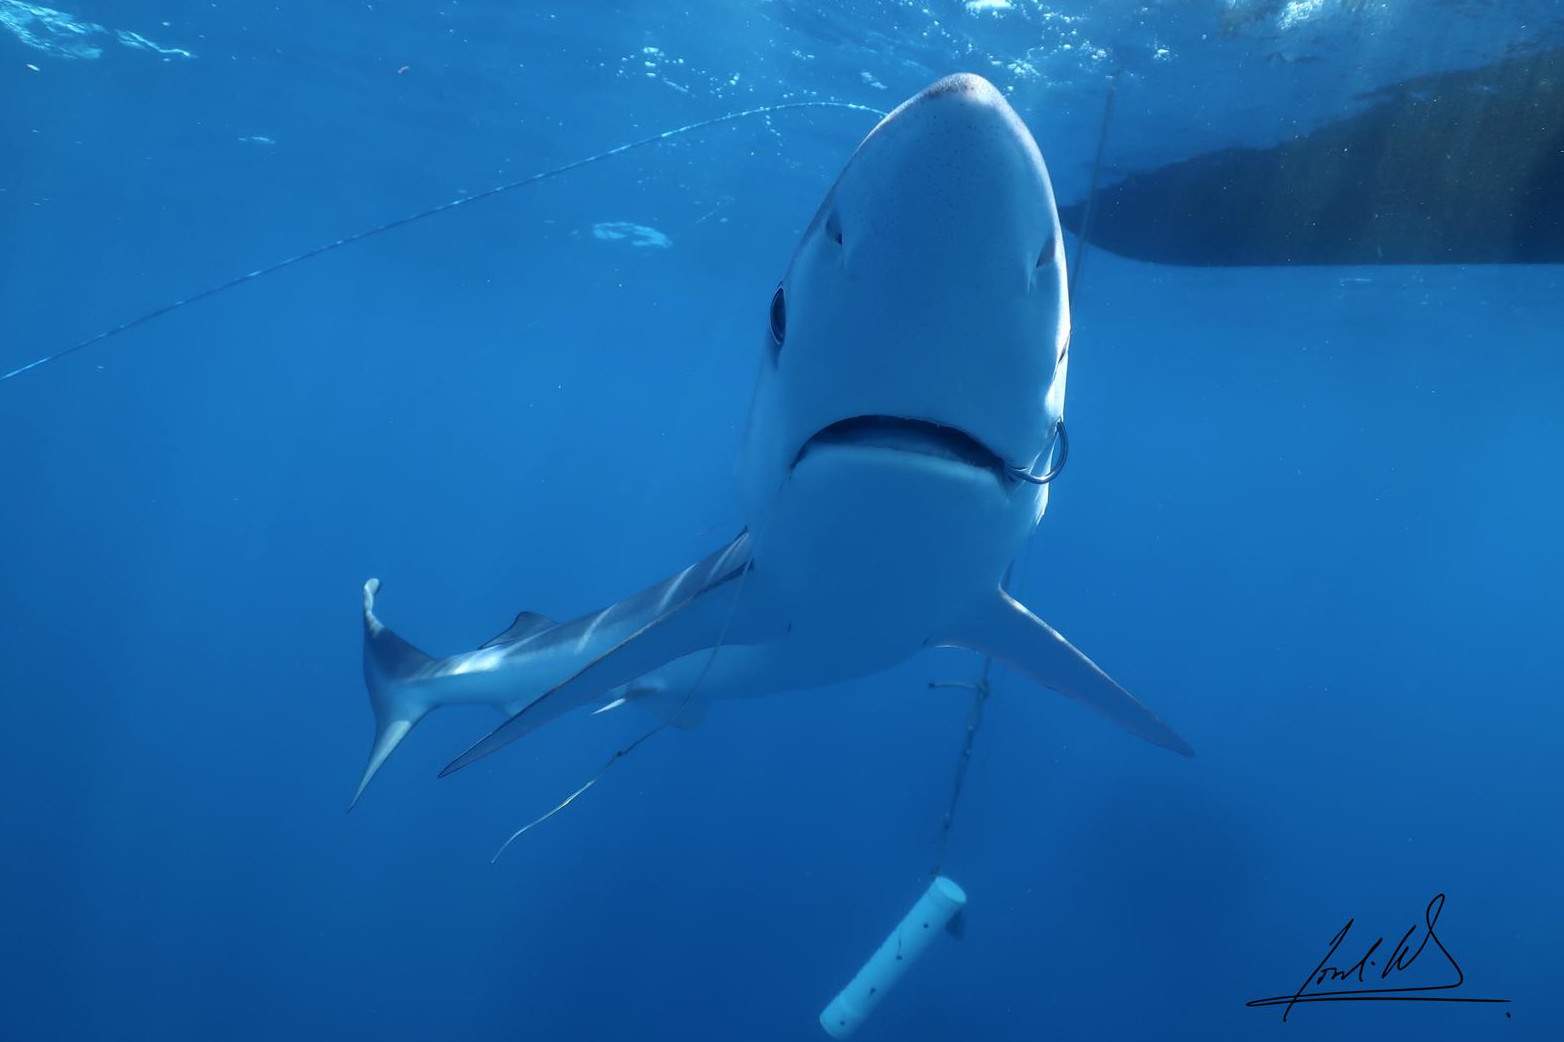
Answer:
top-left (353, 578), bottom-right (436, 810)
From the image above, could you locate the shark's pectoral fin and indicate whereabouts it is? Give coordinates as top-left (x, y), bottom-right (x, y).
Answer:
top-left (353, 578), bottom-right (437, 810)
top-left (439, 534), bottom-right (760, 776)
top-left (934, 589), bottom-right (1194, 757)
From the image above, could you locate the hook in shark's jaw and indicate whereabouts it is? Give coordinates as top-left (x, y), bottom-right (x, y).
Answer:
top-left (791, 415), bottom-right (1016, 486)
top-left (1008, 419), bottom-right (1069, 485)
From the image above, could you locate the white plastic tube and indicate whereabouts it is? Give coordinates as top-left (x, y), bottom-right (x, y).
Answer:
top-left (819, 876), bottom-right (967, 1038)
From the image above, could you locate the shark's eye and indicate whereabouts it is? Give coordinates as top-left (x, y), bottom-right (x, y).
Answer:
top-left (769, 286), bottom-right (787, 347)
top-left (825, 210), bottom-right (844, 247)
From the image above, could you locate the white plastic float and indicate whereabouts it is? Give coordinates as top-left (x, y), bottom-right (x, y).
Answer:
top-left (819, 875), bottom-right (968, 1038)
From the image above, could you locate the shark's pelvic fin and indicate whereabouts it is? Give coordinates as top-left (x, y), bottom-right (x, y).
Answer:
top-left (354, 578), bottom-right (438, 810)
top-left (438, 535), bottom-right (756, 777)
top-left (935, 589), bottom-right (1194, 758)
top-left (627, 680), bottom-right (710, 731)
top-left (588, 682), bottom-right (706, 728)
top-left (479, 610), bottom-right (555, 650)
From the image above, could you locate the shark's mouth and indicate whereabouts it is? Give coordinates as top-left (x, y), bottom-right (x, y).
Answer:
top-left (792, 415), bottom-right (1010, 482)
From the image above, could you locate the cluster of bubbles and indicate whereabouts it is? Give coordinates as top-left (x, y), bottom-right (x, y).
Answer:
top-left (1, 0), bottom-right (192, 61)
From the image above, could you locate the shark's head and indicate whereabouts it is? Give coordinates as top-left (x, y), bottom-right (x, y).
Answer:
top-left (741, 73), bottom-right (1070, 554)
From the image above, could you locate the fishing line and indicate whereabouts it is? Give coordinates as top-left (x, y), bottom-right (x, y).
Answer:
top-left (1, 99), bottom-right (886, 385)
top-left (928, 631), bottom-right (998, 877)
top-left (1004, 68), bottom-right (1119, 492)
top-left (1067, 68), bottom-right (1119, 304)
top-left (928, 69), bottom-right (1118, 879)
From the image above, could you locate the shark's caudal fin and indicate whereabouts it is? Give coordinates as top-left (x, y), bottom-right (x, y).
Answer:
top-left (935, 589), bottom-right (1194, 757)
top-left (353, 578), bottom-right (439, 810)
top-left (353, 584), bottom-right (562, 807)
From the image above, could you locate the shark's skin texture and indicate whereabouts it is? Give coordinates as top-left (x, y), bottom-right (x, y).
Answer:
top-left (354, 74), bottom-right (1192, 808)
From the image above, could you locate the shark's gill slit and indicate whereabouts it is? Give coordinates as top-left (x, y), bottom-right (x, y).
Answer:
top-left (0, 100), bottom-right (884, 385)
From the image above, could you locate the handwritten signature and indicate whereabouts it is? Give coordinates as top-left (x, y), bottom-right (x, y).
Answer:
top-left (1245, 893), bottom-right (1510, 1021)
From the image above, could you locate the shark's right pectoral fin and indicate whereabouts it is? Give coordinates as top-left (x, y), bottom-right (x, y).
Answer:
top-left (934, 589), bottom-right (1194, 758)
top-left (353, 578), bottom-right (437, 810)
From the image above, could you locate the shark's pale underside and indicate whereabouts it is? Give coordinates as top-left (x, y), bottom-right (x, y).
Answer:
top-left (353, 73), bottom-right (1192, 809)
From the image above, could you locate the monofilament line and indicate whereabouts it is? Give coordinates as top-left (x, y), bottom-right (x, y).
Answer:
top-left (2, 100), bottom-right (885, 384)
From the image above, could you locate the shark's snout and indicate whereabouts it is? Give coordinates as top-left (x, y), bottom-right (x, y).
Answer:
top-left (913, 71), bottom-right (1013, 110)
top-left (838, 73), bottom-right (1055, 283)
top-left (741, 72), bottom-right (1070, 536)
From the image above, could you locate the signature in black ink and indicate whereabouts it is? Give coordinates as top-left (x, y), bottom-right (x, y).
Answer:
top-left (1246, 893), bottom-right (1510, 1021)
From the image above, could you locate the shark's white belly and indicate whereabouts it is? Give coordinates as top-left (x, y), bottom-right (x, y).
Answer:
top-left (746, 444), bottom-right (1037, 682)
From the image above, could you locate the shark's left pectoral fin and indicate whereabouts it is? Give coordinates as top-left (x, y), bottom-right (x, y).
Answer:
top-left (935, 590), bottom-right (1194, 757)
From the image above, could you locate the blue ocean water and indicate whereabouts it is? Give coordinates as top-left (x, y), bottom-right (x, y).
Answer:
top-left (2, 2), bottom-right (1561, 1039)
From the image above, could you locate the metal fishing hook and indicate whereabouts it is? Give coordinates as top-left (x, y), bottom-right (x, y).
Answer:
top-left (1008, 418), bottom-right (1069, 485)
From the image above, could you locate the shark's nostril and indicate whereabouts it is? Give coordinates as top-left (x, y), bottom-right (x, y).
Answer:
top-left (826, 210), bottom-right (844, 247)
top-left (1036, 232), bottom-right (1057, 269)
top-left (769, 286), bottom-right (787, 349)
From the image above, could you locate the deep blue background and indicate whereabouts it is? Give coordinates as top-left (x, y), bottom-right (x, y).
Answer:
top-left (3, 2), bottom-right (1561, 1039)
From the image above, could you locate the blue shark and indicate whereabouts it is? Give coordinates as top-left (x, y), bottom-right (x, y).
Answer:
top-left (353, 73), bottom-right (1192, 809)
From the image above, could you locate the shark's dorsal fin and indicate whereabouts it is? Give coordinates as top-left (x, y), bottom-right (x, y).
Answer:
top-left (934, 589), bottom-right (1194, 758)
top-left (479, 611), bottom-right (555, 650)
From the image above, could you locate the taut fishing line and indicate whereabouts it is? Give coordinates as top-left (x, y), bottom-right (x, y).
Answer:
top-left (1068, 69), bottom-right (1118, 304)
top-left (1, 100), bottom-right (885, 384)
top-left (927, 69), bottom-right (1118, 879)
top-left (0, 94), bottom-right (884, 846)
